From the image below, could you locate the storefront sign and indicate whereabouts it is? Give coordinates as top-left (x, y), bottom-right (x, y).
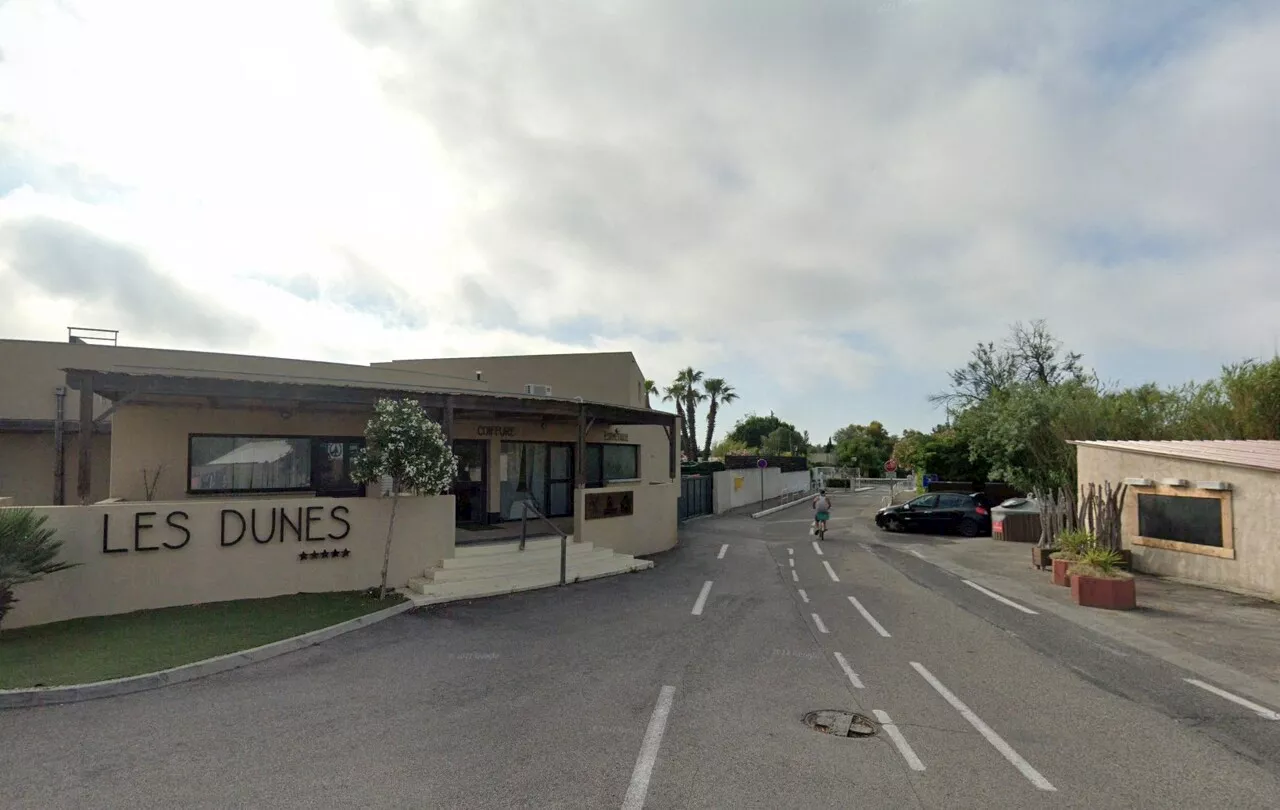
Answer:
top-left (585, 490), bottom-right (634, 520)
top-left (100, 505), bottom-right (351, 554)
top-left (476, 425), bottom-right (517, 438)
top-left (603, 429), bottom-right (630, 442)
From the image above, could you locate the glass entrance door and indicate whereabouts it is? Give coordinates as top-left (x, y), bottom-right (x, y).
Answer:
top-left (547, 444), bottom-right (574, 517)
top-left (499, 441), bottom-right (575, 519)
top-left (452, 439), bottom-right (487, 525)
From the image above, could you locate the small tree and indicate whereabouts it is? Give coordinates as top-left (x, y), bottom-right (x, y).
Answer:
top-left (1, 508), bottom-right (79, 631)
top-left (349, 398), bottom-right (458, 599)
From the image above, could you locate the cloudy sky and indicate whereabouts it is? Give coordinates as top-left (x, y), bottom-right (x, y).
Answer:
top-left (2, 0), bottom-right (1279, 444)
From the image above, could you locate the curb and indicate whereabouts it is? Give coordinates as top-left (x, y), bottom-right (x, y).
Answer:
top-left (751, 492), bottom-right (814, 519)
top-left (0, 599), bottom-right (415, 710)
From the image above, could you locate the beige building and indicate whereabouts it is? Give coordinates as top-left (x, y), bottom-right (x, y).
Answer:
top-left (1, 335), bottom-right (678, 522)
top-left (1074, 440), bottom-right (1280, 601)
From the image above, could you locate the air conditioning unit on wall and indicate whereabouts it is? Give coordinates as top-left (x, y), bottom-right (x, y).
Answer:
top-left (525, 383), bottom-right (553, 396)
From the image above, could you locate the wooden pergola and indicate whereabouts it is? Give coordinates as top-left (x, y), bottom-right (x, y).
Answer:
top-left (64, 369), bottom-right (680, 505)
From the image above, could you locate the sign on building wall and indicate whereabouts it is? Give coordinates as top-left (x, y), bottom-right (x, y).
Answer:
top-left (98, 504), bottom-right (353, 558)
top-left (603, 429), bottom-right (630, 442)
top-left (585, 490), bottom-right (634, 520)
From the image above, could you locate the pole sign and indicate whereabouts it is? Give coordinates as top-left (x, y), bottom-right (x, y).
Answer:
top-left (757, 458), bottom-right (768, 469)
top-left (884, 458), bottom-right (898, 473)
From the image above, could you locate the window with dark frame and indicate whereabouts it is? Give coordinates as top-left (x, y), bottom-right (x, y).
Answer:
top-left (188, 435), bottom-right (364, 494)
top-left (1137, 493), bottom-right (1224, 548)
top-left (585, 443), bottom-right (640, 487)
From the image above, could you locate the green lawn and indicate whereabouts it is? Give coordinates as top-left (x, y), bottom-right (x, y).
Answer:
top-left (0, 591), bottom-right (405, 689)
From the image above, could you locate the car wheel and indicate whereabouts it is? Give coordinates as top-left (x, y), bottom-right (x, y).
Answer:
top-left (958, 518), bottom-right (979, 538)
top-left (885, 517), bottom-right (904, 533)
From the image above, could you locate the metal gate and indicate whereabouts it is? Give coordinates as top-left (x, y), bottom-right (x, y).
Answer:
top-left (679, 475), bottom-right (714, 521)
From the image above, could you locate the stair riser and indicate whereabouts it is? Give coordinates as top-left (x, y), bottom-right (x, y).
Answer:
top-left (442, 545), bottom-right (592, 570)
top-left (454, 538), bottom-right (572, 557)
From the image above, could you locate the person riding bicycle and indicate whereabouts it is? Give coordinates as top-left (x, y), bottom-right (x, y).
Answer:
top-left (812, 489), bottom-right (832, 535)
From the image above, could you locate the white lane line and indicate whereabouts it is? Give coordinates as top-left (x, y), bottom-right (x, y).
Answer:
top-left (691, 581), bottom-right (713, 616)
top-left (873, 710), bottom-right (925, 771)
top-left (1184, 679), bottom-right (1280, 720)
top-left (621, 685), bottom-right (677, 810)
top-left (791, 569), bottom-right (799, 582)
top-left (789, 558), bottom-right (795, 568)
top-left (822, 561), bottom-right (840, 582)
top-left (812, 541), bottom-right (824, 556)
top-left (798, 589), bottom-right (810, 603)
top-left (847, 596), bottom-right (891, 637)
top-left (717, 544), bottom-right (728, 559)
top-left (910, 662), bottom-right (1055, 791)
top-left (833, 652), bottom-right (864, 689)
top-left (910, 550), bottom-right (927, 559)
top-left (962, 580), bottom-right (1039, 615)
top-left (811, 613), bottom-right (830, 634)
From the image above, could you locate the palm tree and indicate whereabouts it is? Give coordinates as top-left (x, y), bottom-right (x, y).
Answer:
top-left (662, 382), bottom-right (693, 459)
top-left (701, 378), bottom-right (738, 460)
top-left (643, 379), bottom-right (658, 408)
top-left (675, 368), bottom-right (706, 462)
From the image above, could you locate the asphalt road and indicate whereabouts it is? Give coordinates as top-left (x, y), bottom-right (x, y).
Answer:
top-left (4, 489), bottom-right (1279, 808)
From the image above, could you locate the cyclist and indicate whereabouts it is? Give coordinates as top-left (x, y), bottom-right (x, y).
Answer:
top-left (812, 489), bottom-right (832, 536)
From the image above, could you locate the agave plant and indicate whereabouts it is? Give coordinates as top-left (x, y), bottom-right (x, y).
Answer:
top-left (1050, 529), bottom-right (1096, 562)
top-left (1069, 546), bottom-right (1130, 581)
top-left (0, 508), bottom-right (79, 631)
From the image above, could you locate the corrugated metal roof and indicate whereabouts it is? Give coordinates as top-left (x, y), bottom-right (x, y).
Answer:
top-left (1070, 440), bottom-right (1280, 473)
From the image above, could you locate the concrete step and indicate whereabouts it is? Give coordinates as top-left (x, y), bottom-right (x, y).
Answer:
top-left (442, 540), bottom-right (593, 570)
top-left (431, 549), bottom-right (619, 583)
top-left (407, 555), bottom-right (653, 604)
top-left (453, 536), bottom-right (571, 557)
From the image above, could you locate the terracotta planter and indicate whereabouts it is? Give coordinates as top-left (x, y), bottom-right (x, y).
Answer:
top-left (1031, 547), bottom-right (1059, 570)
top-left (1050, 556), bottom-right (1076, 587)
top-left (1071, 573), bottom-right (1136, 610)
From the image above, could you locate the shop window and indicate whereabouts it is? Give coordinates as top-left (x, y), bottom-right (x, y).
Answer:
top-left (188, 435), bottom-right (364, 494)
top-left (585, 443), bottom-right (640, 487)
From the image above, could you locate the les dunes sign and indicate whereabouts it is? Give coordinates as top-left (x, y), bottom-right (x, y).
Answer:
top-left (99, 505), bottom-right (353, 554)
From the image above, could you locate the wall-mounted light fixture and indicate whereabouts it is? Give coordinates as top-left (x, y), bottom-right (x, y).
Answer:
top-left (1159, 478), bottom-right (1190, 487)
top-left (1122, 478), bottom-right (1154, 487)
top-left (1195, 481), bottom-right (1232, 491)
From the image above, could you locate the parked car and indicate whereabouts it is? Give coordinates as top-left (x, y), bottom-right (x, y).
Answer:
top-left (875, 492), bottom-right (992, 537)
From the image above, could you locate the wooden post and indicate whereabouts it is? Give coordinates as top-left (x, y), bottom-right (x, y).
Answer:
top-left (576, 406), bottom-right (587, 489)
top-left (442, 395), bottom-right (455, 447)
top-left (77, 375), bottom-right (94, 505)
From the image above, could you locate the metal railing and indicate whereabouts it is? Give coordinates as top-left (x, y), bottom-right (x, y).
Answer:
top-left (519, 499), bottom-right (570, 586)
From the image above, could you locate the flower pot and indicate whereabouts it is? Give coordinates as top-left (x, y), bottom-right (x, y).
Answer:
top-left (1031, 547), bottom-right (1059, 570)
top-left (1071, 573), bottom-right (1136, 610)
top-left (1051, 557), bottom-right (1073, 587)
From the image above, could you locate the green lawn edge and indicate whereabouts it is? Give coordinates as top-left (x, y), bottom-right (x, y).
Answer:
top-left (0, 591), bottom-right (406, 689)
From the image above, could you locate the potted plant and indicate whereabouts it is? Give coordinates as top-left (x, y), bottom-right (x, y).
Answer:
top-left (1068, 547), bottom-right (1136, 610)
top-left (1031, 544), bottom-right (1058, 571)
top-left (1049, 530), bottom-right (1094, 587)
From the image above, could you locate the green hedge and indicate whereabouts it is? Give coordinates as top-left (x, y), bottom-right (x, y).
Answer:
top-left (681, 460), bottom-right (726, 476)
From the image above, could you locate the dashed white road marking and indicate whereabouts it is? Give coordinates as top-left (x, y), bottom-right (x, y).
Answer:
top-left (798, 589), bottom-right (810, 603)
top-left (717, 544), bottom-right (728, 559)
top-left (910, 662), bottom-right (1055, 791)
top-left (691, 581), bottom-right (713, 616)
top-left (621, 685), bottom-right (677, 809)
top-left (1184, 679), bottom-right (1280, 720)
top-left (834, 652), bottom-right (864, 689)
top-left (873, 710), bottom-right (925, 771)
top-left (811, 613), bottom-right (829, 634)
top-left (847, 596), bottom-right (891, 637)
top-left (822, 561), bottom-right (840, 582)
top-left (910, 550), bottom-right (927, 559)
top-left (812, 541), bottom-right (824, 556)
top-left (962, 580), bottom-right (1039, 615)
top-left (791, 569), bottom-right (799, 582)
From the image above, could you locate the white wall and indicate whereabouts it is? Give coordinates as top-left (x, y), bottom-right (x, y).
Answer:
top-left (712, 468), bottom-right (812, 513)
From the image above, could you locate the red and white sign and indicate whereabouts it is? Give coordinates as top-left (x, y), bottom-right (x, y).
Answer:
top-left (884, 459), bottom-right (898, 473)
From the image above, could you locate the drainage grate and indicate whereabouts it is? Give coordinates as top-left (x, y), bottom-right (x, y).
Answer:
top-left (803, 710), bottom-right (877, 738)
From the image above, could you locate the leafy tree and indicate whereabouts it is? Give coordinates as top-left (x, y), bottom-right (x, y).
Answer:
top-left (931, 319), bottom-right (1087, 411)
top-left (761, 425), bottom-right (809, 456)
top-left (350, 398), bottom-right (459, 599)
top-left (831, 421), bottom-right (898, 473)
top-left (711, 436), bottom-right (751, 458)
top-left (1, 508), bottom-right (79, 631)
top-left (728, 413), bottom-right (800, 449)
top-left (662, 382), bottom-right (693, 459)
top-left (701, 378), bottom-right (738, 460)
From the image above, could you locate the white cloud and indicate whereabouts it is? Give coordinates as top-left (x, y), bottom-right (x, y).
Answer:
top-left (3, 0), bottom-right (1280, 441)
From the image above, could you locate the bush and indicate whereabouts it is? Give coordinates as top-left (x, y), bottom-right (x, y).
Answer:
top-left (1051, 529), bottom-right (1096, 561)
top-left (1, 508), bottom-right (79, 630)
top-left (682, 461), bottom-right (726, 476)
top-left (1069, 547), bottom-right (1131, 580)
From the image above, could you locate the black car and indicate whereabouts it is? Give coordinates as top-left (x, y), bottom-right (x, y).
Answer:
top-left (875, 492), bottom-right (992, 537)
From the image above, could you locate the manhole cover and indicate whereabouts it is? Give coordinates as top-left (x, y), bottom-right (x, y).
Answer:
top-left (803, 710), bottom-right (877, 738)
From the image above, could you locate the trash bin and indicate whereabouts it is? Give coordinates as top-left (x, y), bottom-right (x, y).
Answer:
top-left (991, 498), bottom-right (1041, 543)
